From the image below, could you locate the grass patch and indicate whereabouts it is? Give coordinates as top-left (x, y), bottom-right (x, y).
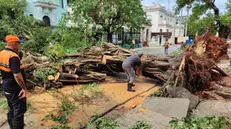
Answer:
top-left (43, 96), bottom-right (77, 124)
top-left (169, 116), bottom-right (231, 129)
top-left (170, 48), bottom-right (184, 57)
top-left (87, 116), bottom-right (120, 129)
top-left (129, 120), bottom-right (152, 129)
top-left (72, 83), bottom-right (102, 101)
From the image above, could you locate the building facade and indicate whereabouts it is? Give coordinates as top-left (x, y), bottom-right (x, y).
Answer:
top-left (24, 0), bottom-right (68, 26)
top-left (141, 4), bottom-right (186, 47)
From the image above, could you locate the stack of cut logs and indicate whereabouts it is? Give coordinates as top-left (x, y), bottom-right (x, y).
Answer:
top-left (21, 42), bottom-right (171, 89)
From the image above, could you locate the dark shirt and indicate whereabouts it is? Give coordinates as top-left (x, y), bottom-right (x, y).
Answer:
top-left (122, 54), bottom-right (141, 68)
top-left (1, 48), bottom-right (26, 92)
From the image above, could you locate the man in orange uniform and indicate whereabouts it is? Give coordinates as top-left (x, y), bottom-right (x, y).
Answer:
top-left (0, 35), bottom-right (27, 129)
top-left (164, 39), bottom-right (169, 55)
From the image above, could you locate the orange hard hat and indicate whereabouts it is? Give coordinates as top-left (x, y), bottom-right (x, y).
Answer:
top-left (5, 35), bottom-right (23, 43)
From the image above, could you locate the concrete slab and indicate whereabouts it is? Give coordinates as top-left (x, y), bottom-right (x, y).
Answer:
top-left (192, 100), bottom-right (231, 117)
top-left (141, 97), bottom-right (190, 118)
top-left (116, 107), bottom-right (172, 129)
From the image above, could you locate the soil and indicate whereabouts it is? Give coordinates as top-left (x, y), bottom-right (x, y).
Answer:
top-left (0, 75), bottom-right (160, 129)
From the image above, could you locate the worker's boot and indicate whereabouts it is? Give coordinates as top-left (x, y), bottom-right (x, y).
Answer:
top-left (127, 83), bottom-right (135, 92)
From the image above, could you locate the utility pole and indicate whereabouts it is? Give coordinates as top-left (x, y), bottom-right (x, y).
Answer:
top-left (185, 6), bottom-right (190, 37)
top-left (172, 16), bottom-right (176, 46)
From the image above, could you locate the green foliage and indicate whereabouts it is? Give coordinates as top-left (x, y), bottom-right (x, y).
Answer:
top-left (149, 90), bottom-right (164, 97)
top-left (0, 99), bottom-right (8, 110)
top-left (0, 0), bottom-right (26, 40)
top-left (0, 0), bottom-right (51, 53)
top-left (0, 42), bottom-right (5, 50)
top-left (33, 67), bottom-right (57, 84)
top-left (129, 120), bottom-right (152, 129)
top-left (48, 17), bottom-right (92, 54)
top-left (51, 125), bottom-right (71, 129)
top-left (43, 97), bottom-right (77, 124)
top-left (44, 43), bottom-right (66, 61)
top-left (170, 48), bottom-right (185, 57)
top-left (72, 83), bottom-right (102, 100)
top-left (87, 117), bottom-right (120, 129)
top-left (187, 13), bottom-right (216, 36)
top-left (22, 24), bottom-right (51, 53)
top-left (169, 116), bottom-right (231, 129)
top-left (70, 0), bottom-right (145, 42)
top-left (176, 0), bottom-right (231, 38)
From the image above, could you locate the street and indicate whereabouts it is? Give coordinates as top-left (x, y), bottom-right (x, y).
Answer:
top-left (134, 45), bottom-right (180, 56)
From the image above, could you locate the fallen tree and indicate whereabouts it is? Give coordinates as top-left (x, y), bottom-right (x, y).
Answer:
top-left (159, 31), bottom-right (231, 100)
top-left (20, 42), bottom-right (171, 89)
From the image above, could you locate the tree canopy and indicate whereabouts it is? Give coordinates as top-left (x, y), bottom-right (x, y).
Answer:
top-left (69, 0), bottom-right (146, 42)
top-left (176, 0), bottom-right (231, 39)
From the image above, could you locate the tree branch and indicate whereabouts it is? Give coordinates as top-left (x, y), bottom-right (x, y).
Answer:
top-left (205, 0), bottom-right (220, 27)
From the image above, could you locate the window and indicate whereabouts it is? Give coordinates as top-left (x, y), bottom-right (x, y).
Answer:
top-left (43, 16), bottom-right (51, 26)
top-left (160, 29), bottom-right (162, 33)
top-left (29, 14), bottom-right (33, 17)
top-left (160, 15), bottom-right (163, 18)
top-left (167, 29), bottom-right (169, 32)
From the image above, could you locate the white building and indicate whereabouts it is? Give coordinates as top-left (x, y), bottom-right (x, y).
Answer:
top-left (141, 4), bottom-right (186, 47)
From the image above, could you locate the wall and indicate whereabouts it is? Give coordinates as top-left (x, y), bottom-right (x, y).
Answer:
top-left (24, 0), bottom-right (68, 26)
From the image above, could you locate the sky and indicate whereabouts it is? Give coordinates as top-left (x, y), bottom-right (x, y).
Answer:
top-left (142, 0), bottom-right (227, 14)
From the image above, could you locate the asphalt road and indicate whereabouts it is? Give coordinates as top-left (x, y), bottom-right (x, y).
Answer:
top-left (134, 45), bottom-right (180, 56)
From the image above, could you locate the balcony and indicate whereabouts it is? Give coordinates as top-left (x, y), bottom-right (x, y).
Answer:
top-left (33, 0), bottom-right (59, 9)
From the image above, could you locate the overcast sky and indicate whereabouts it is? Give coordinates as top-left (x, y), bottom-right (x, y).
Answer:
top-left (142, 0), bottom-right (227, 14)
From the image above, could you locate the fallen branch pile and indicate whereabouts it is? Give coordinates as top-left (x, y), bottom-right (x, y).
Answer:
top-left (20, 42), bottom-right (171, 89)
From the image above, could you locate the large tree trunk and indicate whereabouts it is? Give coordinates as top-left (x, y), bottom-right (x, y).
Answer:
top-left (107, 27), bottom-right (113, 43)
top-left (219, 25), bottom-right (231, 39)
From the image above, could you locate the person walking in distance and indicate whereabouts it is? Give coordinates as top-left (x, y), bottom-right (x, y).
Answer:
top-left (0, 35), bottom-right (27, 129)
top-left (164, 39), bottom-right (169, 55)
top-left (122, 53), bottom-right (143, 92)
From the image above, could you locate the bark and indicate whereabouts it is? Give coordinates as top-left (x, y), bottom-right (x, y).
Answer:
top-left (107, 28), bottom-right (113, 43)
top-left (218, 24), bottom-right (231, 39)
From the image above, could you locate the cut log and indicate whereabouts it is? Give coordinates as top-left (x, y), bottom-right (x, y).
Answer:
top-left (55, 72), bottom-right (60, 81)
top-left (48, 75), bottom-right (55, 81)
top-left (54, 72), bottom-right (79, 81)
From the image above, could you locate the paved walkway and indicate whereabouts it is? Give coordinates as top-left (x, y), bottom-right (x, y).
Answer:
top-left (115, 97), bottom-right (190, 129)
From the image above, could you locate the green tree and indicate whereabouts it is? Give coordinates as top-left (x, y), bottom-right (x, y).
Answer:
top-left (0, 0), bottom-right (26, 40)
top-left (176, 0), bottom-right (231, 39)
top-left (0, 0), bottom-right (52, 53)
top-left (187, 13), bottom-right (216, 36)
top-left (69, 0), bottom-right (145, 42)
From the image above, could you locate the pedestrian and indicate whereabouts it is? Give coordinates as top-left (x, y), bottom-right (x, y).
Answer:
top-left (138, 40), bottom-right (142, 48)
top-left (164, 39), bottom-right (169, 55)
top-left (122, 53), bottom-right (143, 92)
top-left (131, 39), bottom-right (135, 49)
top-left (0, 35), bottom-right (27, 129)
